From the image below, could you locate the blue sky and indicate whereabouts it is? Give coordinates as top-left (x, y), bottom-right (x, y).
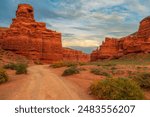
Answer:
top-left (0, 0), bottom-right (150, 52)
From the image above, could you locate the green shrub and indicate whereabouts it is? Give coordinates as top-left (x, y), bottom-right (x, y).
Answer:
top-left (3, 63), bottom-right (28, 74)
top-left (103, 63), bottom-right (116, 67)
top-left (66, 62), bottom-right (77, 67)
top-left (79, 62), bottom-right (87, 66)
top-left (132, 72), bottom-right (150, 89)
top-left (50, 61), bottom-right (66, 68)
top-left (0, 69), bottom-right (8, 84)
top-left (91, 68), bottom-right (100, 75)
top-left (15, 63), bottom-right (27, 74)
top-left (62, 67), bottom-right (80, 76)
top-left (96, 63), bottom-right (116, 67)
top-left (90, 78), bottom-right (144, 100)
top-left (91, 68), bottom-right (112, 78)
top-left (3, 63), bottom-right (17, 70)
top-left (110, 66), bottom-right (118, 71)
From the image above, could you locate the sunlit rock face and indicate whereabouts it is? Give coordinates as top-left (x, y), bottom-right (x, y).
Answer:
top-left (0, 4), bottom-right (89, 63)
top-left (91, 16), bottom-right (150, 61)
top-left (63, 48), bottom-right (90, 62)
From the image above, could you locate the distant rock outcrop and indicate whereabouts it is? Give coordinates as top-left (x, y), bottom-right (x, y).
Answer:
top-left (91, 16), bottom-right (150, 61)
top-left (63, 48), bottom-right (90, 62)
top-left (0, 4), bottom-right (89, 63)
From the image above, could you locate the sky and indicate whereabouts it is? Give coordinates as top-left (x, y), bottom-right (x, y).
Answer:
top-left (0, 0), bottom-right (150, 53)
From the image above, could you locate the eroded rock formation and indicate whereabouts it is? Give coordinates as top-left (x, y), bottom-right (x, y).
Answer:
top-left (63, 48), bottom-right (90, 62)
top-left (0, 4), bottom-right (89, 63)
top-left (91, 16), bottom-right (150, 61)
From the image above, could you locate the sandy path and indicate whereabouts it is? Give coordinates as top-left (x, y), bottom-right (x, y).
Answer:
top-left (0, 65), bottom-right (92, 100)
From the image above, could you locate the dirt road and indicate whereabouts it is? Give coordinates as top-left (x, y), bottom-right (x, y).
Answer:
top-left (0, 65), bottom-right (93, 100)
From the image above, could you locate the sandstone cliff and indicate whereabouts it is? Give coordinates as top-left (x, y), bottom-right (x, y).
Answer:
top-left (63, 48), bottom-right (90, 62)
top-left (91, 16), bottom-right (150, 61)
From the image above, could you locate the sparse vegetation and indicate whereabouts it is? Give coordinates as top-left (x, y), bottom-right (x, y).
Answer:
top-left (50, 61), bottom-right (88, 68)
top-left (0, 69), bottom-right (8, 84)
top-left (62, 67), bottom-right (80, 76)
top-left (15, 63), bottom-right (27, 74)
top-left (91, 53), bottom-right (150, 66)
top-left (3, 62), bottom-right (17, 70)
top-left (66, 62), bottom-right (78, 67)
top-left (3, 62), bottom-right (28, 74)
top-left (50, 61), bottom-right (66, 68)
top-left (79, 62), bottom-right (87, 66)
top-left (102, 63), bottom-right (117, 67)
top-left (90, 78), bottom-right (144, 100)
top-left (110, 66), bottom-right (118, 71)
top-left (50, 61), bottom-right (78, 68)
top-left (132, 72), bottom-right (150, 89)
top-left (91, 68), bottom-right (112, 78)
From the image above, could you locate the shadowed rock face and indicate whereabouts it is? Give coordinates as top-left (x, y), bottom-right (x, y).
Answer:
top-left (91, 16), bottom-right (150, 61)
top-left (0, 4), bottom-right (89, 63)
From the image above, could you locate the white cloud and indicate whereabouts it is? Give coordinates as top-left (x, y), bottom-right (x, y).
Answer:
top-left (91, 12), bottom-right (126, 22)
top-left (126, 0), bottom-right (148, 13)
top-left (63, 39), bottom-right (99, 47)
top-left (81, 0), bottom-right (124, 10)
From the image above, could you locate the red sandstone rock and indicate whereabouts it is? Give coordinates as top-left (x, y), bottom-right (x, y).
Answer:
top-left (0, 27), bottom-right (8, 46)
top-left (0, 4), bottom-right (63, 63)
top-left (0, 4), bottom-right (89, 63)
top-left (63, 48), bottom-right (90, 62)
top-left (91, 16), bottom-right (150, 61)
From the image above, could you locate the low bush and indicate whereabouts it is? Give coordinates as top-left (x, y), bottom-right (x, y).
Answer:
top-left (110, 66), bottom-right (118, 71)
top-left (0, 69), bottom-right (8, 84)
top-left (91, 68), bottom-right (100, 75)
top-left (91, 68), bottom-right (112, 78)
top-left (96, 63), bottom-right (116, 67)
top-left (50, 61), bottom-right (77, 68)
top-left (15, 63), bottom-right (27, 74)
top-left (50, 61), bottom-right (65, 68)
top-left (3, 62), bottom-right (27, 74)
top-left (79, 62), bottom-right (87, 66)
top-left (90, 78), bottom-right (144, 100)
top-left (62, 67), bottom-right (80, 76)
top-left (102, 63), bottom-right (116, 67)
top-left (132, 72), bottom-right (150, 89)
top-left (3, 63), bottom-right (17, 70)
top-left (66, 62), bottom-right (77, 67)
